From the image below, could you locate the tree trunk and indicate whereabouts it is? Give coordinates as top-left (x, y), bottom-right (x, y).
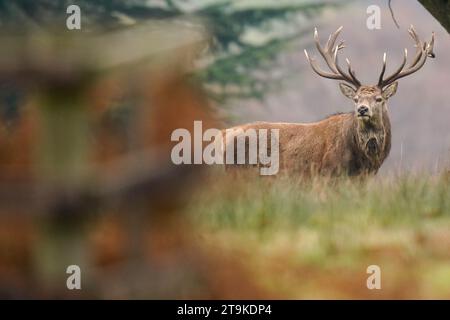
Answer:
top-left (418, 0), bottom-right (450, 33)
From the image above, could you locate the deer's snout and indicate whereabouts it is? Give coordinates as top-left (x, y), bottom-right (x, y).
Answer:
top-left (357, 105), bottom-right (369, 116)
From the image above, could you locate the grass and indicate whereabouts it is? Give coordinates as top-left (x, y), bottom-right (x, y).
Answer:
top-left (187, 171), bottom-right (450, 298)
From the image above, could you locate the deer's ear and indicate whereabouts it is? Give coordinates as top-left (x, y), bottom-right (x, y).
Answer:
top-left (382, 82), bottom-right (398, 99)
top-left (339, 83), bottom-right (356, 99)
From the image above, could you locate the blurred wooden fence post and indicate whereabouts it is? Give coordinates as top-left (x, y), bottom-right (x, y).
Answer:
top-left (0, 22), bottom-right (210, 297)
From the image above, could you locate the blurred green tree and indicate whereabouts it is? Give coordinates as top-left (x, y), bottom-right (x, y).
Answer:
top-left (0, 0), bottom-right (343, 102)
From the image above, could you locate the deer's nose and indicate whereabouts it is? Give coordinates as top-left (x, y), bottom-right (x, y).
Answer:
top-left (358, 105), bottom-right (369, 115)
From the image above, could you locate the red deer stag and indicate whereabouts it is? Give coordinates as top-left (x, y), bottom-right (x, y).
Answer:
top-left (222, 26), bottom-right (435, 176)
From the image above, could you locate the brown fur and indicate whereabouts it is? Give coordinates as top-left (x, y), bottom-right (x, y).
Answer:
top-left (223, 85), bottom-right (393, 177)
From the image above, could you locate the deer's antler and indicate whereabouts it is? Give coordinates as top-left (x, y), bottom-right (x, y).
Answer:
top-left (304, 26), bottom-right (361, 88)
top-left (378, 25), bottom-right (435, 88)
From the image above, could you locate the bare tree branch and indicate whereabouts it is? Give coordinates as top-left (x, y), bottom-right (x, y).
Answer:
top-left (389, 0), bottom-right (400, 29)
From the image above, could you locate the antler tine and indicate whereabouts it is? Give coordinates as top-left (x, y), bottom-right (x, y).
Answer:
top-left (336, 40), bottom-right (346, 51)
top-left (378, 25), bottom-right (435, 88)
top-left (379, 49), bottom-right (408, 86)
top-left (325, 34), bottom-right (333, 50)
top-left (333, 46), bottom-right (357, 85)
top-left (345, 58), bottom-right (361, 87)
top-left (427, 32), bottom-right (435, 58)
top-left (305, 26), bottom-right (361, 88)
top-left (304, 49), bottom-right (345, 80)
top-left (314, 27), bottom-right (339, 73)
top-left (408, 25), bottom-right (424, 68)
top-left (390, 44), bottom-right (432, 81)
top-left (377, 53), bottom-right (387, 87)
top-left (408, 25), bottom-right (419, 43)
top-left (328, 26), bottom-right (344, 52)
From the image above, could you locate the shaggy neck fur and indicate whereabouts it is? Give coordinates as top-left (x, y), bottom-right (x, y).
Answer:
top-left (349, 104), bottom-right (391, 174)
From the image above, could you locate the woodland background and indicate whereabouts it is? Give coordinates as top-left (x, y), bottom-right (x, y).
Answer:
top-left (0, 0), bottom-right (449, 299)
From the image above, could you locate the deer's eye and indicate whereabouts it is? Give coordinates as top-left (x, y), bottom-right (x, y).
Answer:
top-left (353, 97), bottom-right (359, 102)
top-left (375, 96), bottom-right (383, 102)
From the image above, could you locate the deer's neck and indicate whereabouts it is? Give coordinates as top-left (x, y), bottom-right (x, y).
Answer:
top-left (352, 106), bottom-right (391, 171)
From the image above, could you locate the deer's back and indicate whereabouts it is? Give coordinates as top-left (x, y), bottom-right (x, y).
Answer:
top-left (223, 113), bottom-right (354, 175)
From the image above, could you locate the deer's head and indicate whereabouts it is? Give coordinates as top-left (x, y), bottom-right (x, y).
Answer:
top-left (304, 26), bottom-right (435, 124)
